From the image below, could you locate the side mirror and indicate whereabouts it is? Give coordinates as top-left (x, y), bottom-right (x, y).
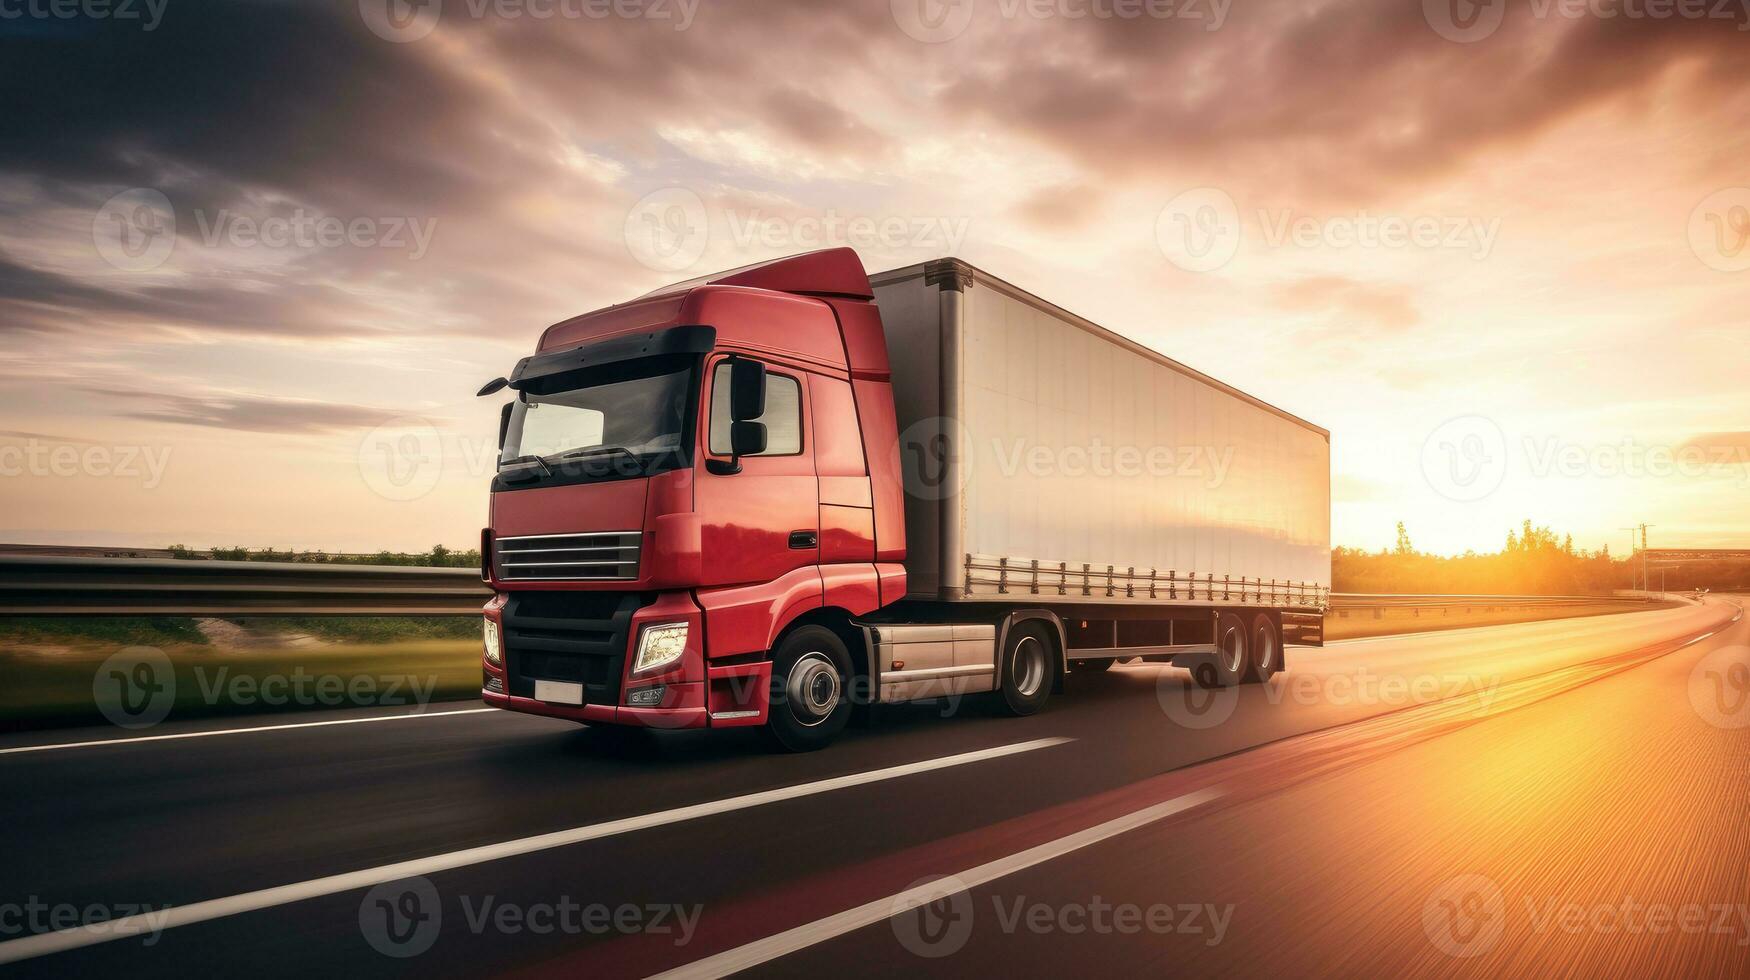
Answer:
top-left (477, 377), bottom-right (510, 397)
top-left (497, 402), bottom-right (513, 452)
top-left (730, 420), bottom-right (767, 457)
top-left (729, 359), bottom-right (766, 421)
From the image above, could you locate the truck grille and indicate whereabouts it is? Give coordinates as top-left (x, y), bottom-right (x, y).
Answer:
top-left (494, 531), bottom-right (641, 582)
top-left (501, 591), bottom-right (644, 704)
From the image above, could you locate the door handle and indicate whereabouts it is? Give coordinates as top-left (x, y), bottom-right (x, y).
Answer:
top-left (788, 530), bottom-right (818, 550)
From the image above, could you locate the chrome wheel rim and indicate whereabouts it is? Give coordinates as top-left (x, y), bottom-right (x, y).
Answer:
top-left (1011, 636), bottom-right (1046, 697)
top-left (786, 652), bottom-right (841, 727)
top-left (1220, 626), bottom-right (1244, 674)
top-left (1254, 623), bottom-right (1275, 673)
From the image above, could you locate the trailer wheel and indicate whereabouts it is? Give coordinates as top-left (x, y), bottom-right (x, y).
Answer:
top-left (1197, 612), bottom-right (1249, 688)
top-left (1244, 613), bottom-right (1280, 683)
top-left (996, 622), bottom-right (1054, 716)
top-left (1069, 657), bottom-right (1115, 673)
top-left (764, 626), bottom-right (854, 752)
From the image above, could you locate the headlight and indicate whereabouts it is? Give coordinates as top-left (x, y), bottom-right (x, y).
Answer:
top-left (633, 623), bottom-right (689, 675)
top-left (483, 617), bottom-right (502, 666)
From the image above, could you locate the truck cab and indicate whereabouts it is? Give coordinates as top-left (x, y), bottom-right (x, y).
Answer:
top-left (479, 248), bottom-right (908, 748)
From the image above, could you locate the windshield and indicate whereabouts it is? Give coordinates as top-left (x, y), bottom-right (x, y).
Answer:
top-left (500, 356), bottom-right (696, 479)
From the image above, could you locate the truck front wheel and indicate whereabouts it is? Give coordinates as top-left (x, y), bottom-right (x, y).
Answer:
top-left (996, 622), bottom-right (1055, 716)
top-left (764, 626), bottom-right (854, 752)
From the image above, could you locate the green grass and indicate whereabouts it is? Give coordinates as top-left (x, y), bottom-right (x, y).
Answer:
top-left (0, 639), bottom-right (481, 732)
top-left (0, 617), bottom-right (210, 647)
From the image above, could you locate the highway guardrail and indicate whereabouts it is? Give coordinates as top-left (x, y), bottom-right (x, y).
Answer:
top-left (0, 557), bottom-right (1671, 617)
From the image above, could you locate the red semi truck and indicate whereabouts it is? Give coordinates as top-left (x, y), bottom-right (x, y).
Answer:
top-left (477, 248), bottom-right (1330, 750)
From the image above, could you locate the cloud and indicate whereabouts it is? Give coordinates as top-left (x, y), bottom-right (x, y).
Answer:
top-left (1275, 275), bottom-right (1421, 332)
top-left (82, 387), bottom-right (403, 435)
top-left (941, 1), bottom-right (1750, 201)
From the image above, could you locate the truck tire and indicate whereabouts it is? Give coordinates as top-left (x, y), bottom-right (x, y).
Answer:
top-left (764, 626), bottom-right (854, 752)
top-left (996, 622), bottom-right (1055, 716)
top-left (1244, 613), bottom-right (1280, 684)
top-left (1197, 612), bottom-right (1249, 689)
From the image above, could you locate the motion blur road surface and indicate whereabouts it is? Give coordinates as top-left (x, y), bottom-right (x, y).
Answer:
top-left (3, 597), bottom-right (1746, 977)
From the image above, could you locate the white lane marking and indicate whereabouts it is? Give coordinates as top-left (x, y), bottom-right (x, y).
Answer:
top-left (0, 708), bottom-right (499, 756)
top-left (653, 786), bottom-right (1223, 979)
top-left (0, 736), bottom-right (1073, 964)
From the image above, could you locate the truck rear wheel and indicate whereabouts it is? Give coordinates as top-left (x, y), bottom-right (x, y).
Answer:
top-left (1244, 613), bottom-right (1280, 683)
top-left (764, 626), bottom-right (854, 752)
top-left (1197, 612), bottom-right (1249, 689)
top-left (996, 622), bottom-right (1055, 716)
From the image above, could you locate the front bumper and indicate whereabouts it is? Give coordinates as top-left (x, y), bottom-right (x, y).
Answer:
top-left (480, 590), bottom-right (770, 729)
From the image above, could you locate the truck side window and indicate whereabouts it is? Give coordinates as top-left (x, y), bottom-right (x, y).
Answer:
top-left (709, 362), bottom-right (802, 456)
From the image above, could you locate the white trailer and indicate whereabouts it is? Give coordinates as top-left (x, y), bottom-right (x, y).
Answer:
top-left (862, 258), bottom-right (1329, 700)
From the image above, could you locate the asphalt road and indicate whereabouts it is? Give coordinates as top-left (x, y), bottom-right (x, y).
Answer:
top-left (2, 597), bottom-right (1745, 977)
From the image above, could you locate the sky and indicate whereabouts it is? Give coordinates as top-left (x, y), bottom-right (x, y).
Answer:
top-left (1, 0), bottom-right (1747, 556)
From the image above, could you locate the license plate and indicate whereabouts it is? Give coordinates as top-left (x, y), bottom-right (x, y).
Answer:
top-left (534, 680), bottom-right (584, 705)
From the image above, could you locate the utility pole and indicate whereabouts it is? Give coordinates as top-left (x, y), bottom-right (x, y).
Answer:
top-left (1640, 524), bottom-right (1654, 596)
